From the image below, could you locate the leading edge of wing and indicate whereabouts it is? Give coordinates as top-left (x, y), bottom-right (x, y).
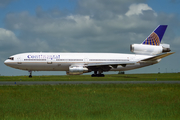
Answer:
top-left (141, 52), bottom-right (175, 61)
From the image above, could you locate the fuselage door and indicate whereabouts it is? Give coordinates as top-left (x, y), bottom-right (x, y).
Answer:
top-left (84, 58), bottom-right (89, 64)
top-left (47, 58), bottom-right (53, 64)
top-left (17, 56), bottom-right (22, 64)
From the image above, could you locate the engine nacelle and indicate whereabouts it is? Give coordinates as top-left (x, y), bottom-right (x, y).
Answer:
top-left (66, 66), bottom-right (89, 75)
top-left (160, 44), bottom-right (171, 52)
top-left (130, 44), bottom-right (171, 55)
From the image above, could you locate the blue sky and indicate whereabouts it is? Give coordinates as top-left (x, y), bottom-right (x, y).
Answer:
top-left (0, 0), bottom-right (180, 76)
top-left (0, 0), bottom-right (77, 26)
top-left (148, 0), bottom-right (180, 14)
top-left (1, 0), bottom-right (179, 27)
top-left (2, 0), bottom-right (179, 15)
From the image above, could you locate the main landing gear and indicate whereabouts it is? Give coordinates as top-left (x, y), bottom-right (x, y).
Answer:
top-left (29, 71), bottom-right (32, 78)
top-left (91, 71), bottom-right (105, 77)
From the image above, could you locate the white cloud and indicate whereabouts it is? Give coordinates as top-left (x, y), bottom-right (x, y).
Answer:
top-left (0, 28), bottom-right (20, 61)
top-left (3, 0), bottom-right (179, 54)
top-left (125, 3), bottom-right (157, 16)
top-left (0, 28), bottom-right (19, 44)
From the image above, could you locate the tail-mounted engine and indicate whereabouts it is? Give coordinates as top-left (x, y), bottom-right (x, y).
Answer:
top-left (130, 44), bottom-right (171, 55)
top-left (66, 66), bottom-right (89, 75)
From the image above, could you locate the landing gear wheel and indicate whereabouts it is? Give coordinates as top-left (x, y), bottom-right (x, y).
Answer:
top-left (91, 74), bottom-right (96, 77)
top-left (91, 74), bottom-right (105, 77)
top-left (98, 74), bottom-right (105, 77)
top-left (91, 71), bottom-right (97, 77)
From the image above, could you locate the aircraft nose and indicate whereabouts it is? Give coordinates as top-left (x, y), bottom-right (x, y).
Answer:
top-left (4, 60), bottom-right (8, 65)
top-left (4, 59), bottom-right (10, 66)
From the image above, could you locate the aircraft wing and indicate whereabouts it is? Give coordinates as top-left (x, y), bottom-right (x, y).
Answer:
top-left (141, 52), bottom-right (175, 61)
top-left (86, 62), bottom-right (134, 67)
top-left (72, 52), bottom-right (174, 72)
top-left (84, 61), bottom-right (136, 71)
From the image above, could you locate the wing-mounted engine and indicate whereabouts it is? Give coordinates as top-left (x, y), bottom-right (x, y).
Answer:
top-left (66, 66), bottom-right (89, 75)
top-left (130, 44), bottom-right (171, 55)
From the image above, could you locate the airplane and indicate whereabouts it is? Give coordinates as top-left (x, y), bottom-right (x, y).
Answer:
top-left (4, 25), bottom-right (174, 77)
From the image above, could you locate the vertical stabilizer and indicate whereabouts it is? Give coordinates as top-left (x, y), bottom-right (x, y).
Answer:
top-left (142, 25), bottom-right (167, 46)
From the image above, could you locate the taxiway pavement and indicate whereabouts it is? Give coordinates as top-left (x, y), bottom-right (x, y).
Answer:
top-left (0, 81), bottom-right (180, 85)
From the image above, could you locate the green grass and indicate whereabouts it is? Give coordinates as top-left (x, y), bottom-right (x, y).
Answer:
top-left (0, 84), bottom-right (180, 120)
top-left (0, 73), bottom-right (180, 81)
top-left (0, 73), bottom-right (180, 119)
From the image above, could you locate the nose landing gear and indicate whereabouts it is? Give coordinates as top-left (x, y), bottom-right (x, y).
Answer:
top-left (29, 71), bottom-right (32, 78)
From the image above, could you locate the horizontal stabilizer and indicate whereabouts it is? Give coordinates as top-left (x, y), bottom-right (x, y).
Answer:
top-left (141, 52), bottom-right (175, 61)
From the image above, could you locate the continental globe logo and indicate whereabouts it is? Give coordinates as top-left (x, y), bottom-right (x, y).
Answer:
top-left (142, 32), bottom-right (160, 46)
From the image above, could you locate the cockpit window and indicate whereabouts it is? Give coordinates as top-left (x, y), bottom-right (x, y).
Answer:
top-left (8, 57), bottom-right (14, 60)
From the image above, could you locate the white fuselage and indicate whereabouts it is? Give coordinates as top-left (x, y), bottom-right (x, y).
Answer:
top-left (4, 52), bottom-right (159, 73)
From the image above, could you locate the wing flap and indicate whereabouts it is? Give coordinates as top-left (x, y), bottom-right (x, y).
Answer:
top-left (141, 52), bottom-right (175, 61)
